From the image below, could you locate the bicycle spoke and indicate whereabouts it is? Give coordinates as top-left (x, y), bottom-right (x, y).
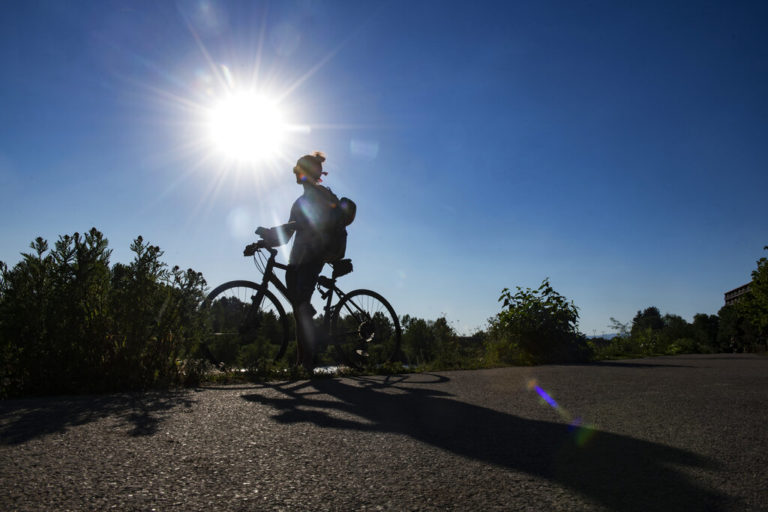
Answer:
top-left (330, 289), bottom-right (401, 370)
top-left (201, 281), bottom-right (290, 369)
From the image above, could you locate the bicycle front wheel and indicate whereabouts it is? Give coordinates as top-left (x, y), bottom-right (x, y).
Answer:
top-left (330, 289), bottom-right (402, 369)
top-left (202, 280), bottom-right (290, 368)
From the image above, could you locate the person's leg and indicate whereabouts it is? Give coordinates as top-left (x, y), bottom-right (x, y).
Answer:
top-left (286, 261), bottom-right (324, 371)
top-left (294, 302), bottom-right (316, 370)
top-left (285, 266), bottom-right (305, 368)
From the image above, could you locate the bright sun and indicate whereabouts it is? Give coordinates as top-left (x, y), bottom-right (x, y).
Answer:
top-left (207, 92), bottom-right (286, 163)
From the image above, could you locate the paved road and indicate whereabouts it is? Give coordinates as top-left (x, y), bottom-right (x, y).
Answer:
top-left (1, 354), bottom-right (767, 511)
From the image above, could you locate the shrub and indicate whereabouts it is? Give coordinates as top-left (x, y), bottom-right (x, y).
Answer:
top-left (0, 229), bottom-right (207, 397)
top-left (485, 278), bottom-right (590, 364)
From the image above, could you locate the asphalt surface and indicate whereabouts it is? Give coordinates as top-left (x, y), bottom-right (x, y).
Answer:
top-left (1, 354), bottom-right (767, 511)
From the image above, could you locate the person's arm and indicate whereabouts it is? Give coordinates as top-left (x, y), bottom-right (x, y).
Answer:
top-left (256, 222), bottom-right (296, 247)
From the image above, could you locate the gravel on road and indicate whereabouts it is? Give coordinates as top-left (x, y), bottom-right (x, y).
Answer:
top-left (1, 354), bottom-right (767, 511)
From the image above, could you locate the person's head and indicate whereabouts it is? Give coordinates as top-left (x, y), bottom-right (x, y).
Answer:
top-left (293, 151), bottom-right (327, 184)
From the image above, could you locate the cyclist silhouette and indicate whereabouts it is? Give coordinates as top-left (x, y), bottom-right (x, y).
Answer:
top-left (246, 152), bottom-right (342, 371)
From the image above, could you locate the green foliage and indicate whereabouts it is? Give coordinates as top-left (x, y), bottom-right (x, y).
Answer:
top-left (602, 307), bottom-right (706, 357)
top-left (608, 317), bottom-right (630, 337)
top-left (597, 308), bottom-right (714, 359)
top-left (692, 313), bottom-right (719, 352)
top-left (0, 229), bottom-right (207, 397)
top-left (202, 298), bottom-right (283, 367)
top-left (401, 316), bottom-right (436, 366)
top-left (738, 247), bottom-right (768, 350)
top-left (713, 246), bottom-right (768, 354)
top-left (717, 304), bottom-right (752, 352)
top-left (631, 307), bottom-right (664, 336)
top-left (598, 301), bottom-right (748, 359)
top-left (399, 315), bottom-right (476, 369)
top-left (485, 278), bottom-right (590, 364)
top-left (4, 230), bottom-right (762, 395)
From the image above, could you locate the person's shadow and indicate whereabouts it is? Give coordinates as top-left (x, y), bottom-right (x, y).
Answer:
top-left (242, 375), bottom-right (728, 512)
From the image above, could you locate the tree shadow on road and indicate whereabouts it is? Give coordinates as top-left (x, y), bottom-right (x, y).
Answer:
top-left (242, 374), bottom-right (728, 512)
top-left (0, 391), bottom-right (195, 445)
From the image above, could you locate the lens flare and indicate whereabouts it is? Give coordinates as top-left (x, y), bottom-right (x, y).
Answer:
top-left (349, 138), bottom-right (379, 161)
top-left (527, 378), bottom-right (596, 447)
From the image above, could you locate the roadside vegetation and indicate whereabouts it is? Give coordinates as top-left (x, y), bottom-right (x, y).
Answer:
top-left (0, 229), bottom-right (208, 398)
top-left (590, 246), bottom-right (768, 360)
top-left (1, 229), bottom-right (766, 398)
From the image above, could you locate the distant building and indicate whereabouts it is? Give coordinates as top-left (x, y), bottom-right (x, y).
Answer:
top-left (724, 283), bottom-right (751, 306)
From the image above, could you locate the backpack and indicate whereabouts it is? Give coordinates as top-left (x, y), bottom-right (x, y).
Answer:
top-left (323, 189), bottom-right (356, 263)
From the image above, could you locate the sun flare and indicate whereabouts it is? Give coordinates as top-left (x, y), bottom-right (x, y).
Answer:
top-left (207, 92), bottom-right (286, 163)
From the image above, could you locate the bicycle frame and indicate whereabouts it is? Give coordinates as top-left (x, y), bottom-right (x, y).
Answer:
top-left (254, 247), bottom-right (290, 303)
top-left (253, 247), bottom-right (349, 333)
top-left (204, 242), bottom-right (401, 369)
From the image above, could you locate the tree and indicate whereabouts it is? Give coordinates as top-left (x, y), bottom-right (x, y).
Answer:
top-left (736, 246), bottom-right (768, 351)
top-left (631, 307), bottom-right (664, 337)
top-left (692, 313), bottom-right (719, 352)
top-left (713, 246), bottom-right (768, 353)
top-left (717, 304), bottom-right (756, 353)
top-left (430, 316), bottom-right (461, 368)
top-left (401, 315), bottom-right (438, 366)
top-left (398, 315), bottom-right (463, 368)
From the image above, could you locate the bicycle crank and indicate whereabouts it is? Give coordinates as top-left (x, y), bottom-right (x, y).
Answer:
top-left (358, 320), bottom-right (375, 343)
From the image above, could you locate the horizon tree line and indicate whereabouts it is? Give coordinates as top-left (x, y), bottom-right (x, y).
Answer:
top-left (1, 228), bottom-right (765, 398)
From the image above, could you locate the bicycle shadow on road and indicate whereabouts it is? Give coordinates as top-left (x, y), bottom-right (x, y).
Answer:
top-left (242, 374), bottom-right (728, 512)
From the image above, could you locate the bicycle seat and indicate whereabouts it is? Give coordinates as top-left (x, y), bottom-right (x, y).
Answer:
top-left (331, 259), bottom-right (353, 278)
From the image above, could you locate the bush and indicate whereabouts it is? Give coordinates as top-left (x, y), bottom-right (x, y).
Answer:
top-left (485, 279), bottom-right (590, 364)
top-left (0, 229), bottom-right (207, 397)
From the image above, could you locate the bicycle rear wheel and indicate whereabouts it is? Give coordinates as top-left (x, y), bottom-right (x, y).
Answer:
top-left (201, 280), bottom-right (290, 368)
top-left (330, 289), bottom-right (402, 369)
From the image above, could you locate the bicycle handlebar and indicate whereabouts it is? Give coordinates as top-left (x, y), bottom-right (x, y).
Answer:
top-left (243, 243), bottom-right (258, 257)
top-left (243, 240), bottom-right (278, 257)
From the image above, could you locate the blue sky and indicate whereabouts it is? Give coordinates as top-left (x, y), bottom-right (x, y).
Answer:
top-left (1, 0), bottom-right (767, 335)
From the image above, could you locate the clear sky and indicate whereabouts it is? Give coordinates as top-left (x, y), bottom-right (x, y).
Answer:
top-left (2, 1), bottom-right (767, 336)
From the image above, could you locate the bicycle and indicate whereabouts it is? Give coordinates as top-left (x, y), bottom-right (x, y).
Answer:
top-left (200, 232), bottom-right (402, 371)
